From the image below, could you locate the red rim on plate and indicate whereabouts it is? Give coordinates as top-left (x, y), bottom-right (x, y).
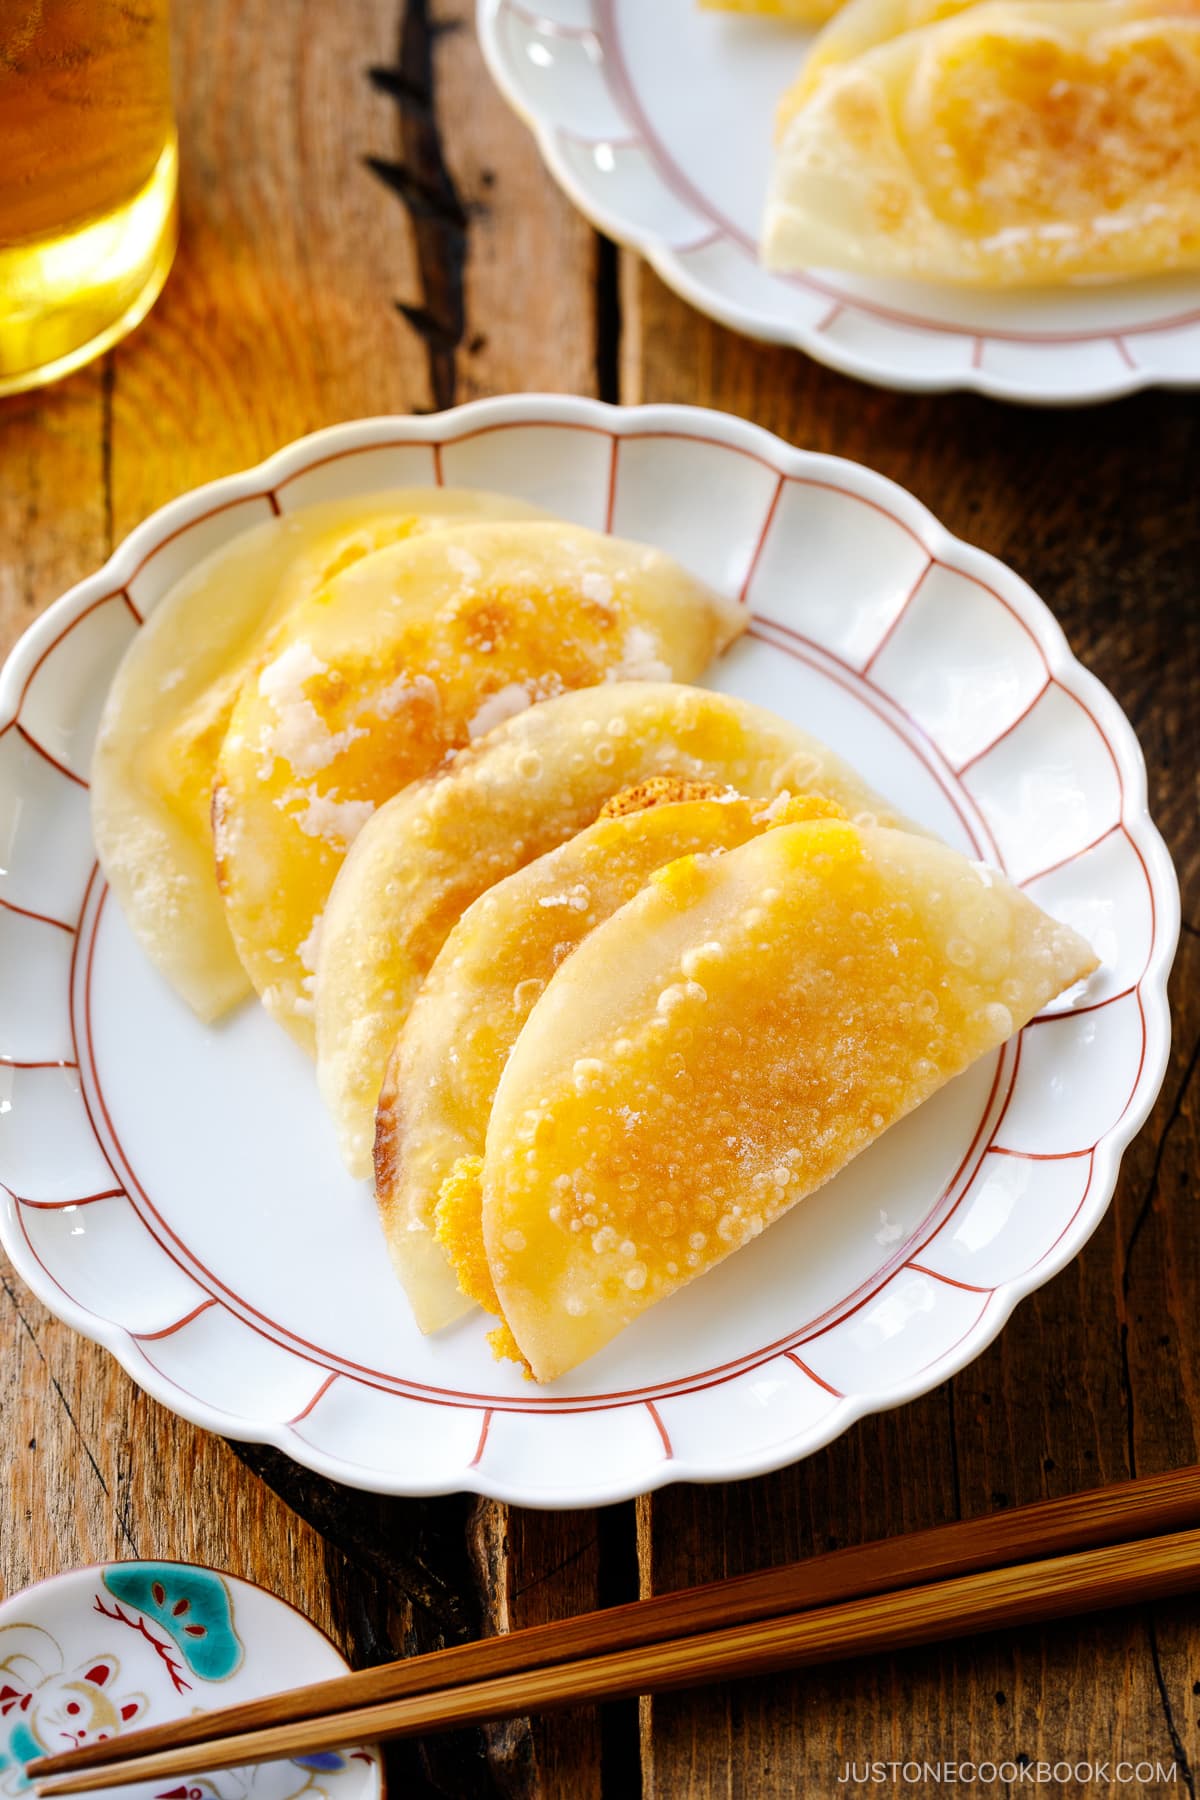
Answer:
top-left (0, 397), bottom-right (1178, 1503)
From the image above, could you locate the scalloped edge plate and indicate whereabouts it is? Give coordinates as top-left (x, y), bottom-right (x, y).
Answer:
top-left (0, 395), bottom-right (1179, 1504)
top-left (476, 0), bottom-right (1200, 404)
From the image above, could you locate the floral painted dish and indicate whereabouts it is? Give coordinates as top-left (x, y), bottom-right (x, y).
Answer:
top-left (0, 394), bottom-right (1178, 1504)
top-left (0, 1562), bottom-right (381, 1800)
top-left (476, 0), bottom-right (1200, 404)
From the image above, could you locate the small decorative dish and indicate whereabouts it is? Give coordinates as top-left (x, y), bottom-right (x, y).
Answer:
top-left (0, 394), bottom-right (1178, 1503)
top-left (0, 1562), bottom-right (381, 1799)
top-left (476, 0), bottom-right (1200, 405)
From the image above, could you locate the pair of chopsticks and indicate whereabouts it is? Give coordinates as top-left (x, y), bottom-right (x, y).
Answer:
top-left (29, 1463), bottom-right (1200, 1795)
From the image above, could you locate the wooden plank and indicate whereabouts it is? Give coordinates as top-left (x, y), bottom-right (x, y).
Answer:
top-left (1, 3), bottom-right (605, 1797)
top-left (467, 1503), bottom-right (608, 1798)
top-left (0, 377), bottom-right (108, 641)
top-left (437, 4), bottom-right (601, 407)
top-left (625, 259), bottom-right (1200, 1800)
top-left (2, 1276), bottom-right (342, 1637)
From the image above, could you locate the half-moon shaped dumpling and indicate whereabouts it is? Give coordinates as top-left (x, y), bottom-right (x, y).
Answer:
top-left (376, 789), bottom-right (842, 1333)
top-left (764, 0), bottom-right (1200, 286)
top-left (318, 682), bottom-right (911, 1178)
top-left (91, 488), bottom-right (545, 1020)
top-left (789, 0), bottom-right (979, 103)
top-left (481, 817), bottom-right (1097, 1381)
top-left (212, 525), bottom-right (745, 1050)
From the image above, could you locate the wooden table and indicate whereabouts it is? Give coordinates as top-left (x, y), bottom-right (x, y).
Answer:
top-left (2, 3), bottom-right (1198, 1795)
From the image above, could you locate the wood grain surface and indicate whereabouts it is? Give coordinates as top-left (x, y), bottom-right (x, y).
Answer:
top-left (624, 272), bottom-right (1200, 1800)
top-left (1, 3), bottom-right (1197, 1797)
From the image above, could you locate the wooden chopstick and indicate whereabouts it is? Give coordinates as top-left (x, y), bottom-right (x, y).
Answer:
top-left (28, 1461), bottom-right (1200, 1785)
top-left (28, 1463), bottom-right (1200, 1785)
top-left (32, 1523), bottom-right (1200, 1795)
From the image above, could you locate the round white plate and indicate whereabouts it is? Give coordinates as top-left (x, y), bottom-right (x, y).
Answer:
top-left (477, 0), bottom-right (1200, 404)
top-left (0, 395), bottom-right (1178, 1505)
top-left (0, 1562), bottom-right (381, 1800)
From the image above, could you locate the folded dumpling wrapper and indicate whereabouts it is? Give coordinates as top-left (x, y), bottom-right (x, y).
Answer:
top-left (213, 524), bottom-right (745, 1050)
top-left (319, 682), bottom-right (912, 1178)
top-left (481, 817), bottom-right (1097, 1382)
top-left (701, 0), bottom-right (842, 22)
top-left (789, 0), bottom-right (981, 101)
top-left (765, 0), bottom-right (1200, 286)
top-left (91, 488), bottom-right (545, 1020)
top-left (376, 789), bottom-right (840, 1332)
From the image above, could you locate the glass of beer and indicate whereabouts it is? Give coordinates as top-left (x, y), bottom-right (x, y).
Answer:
top-left (0, 2), bottom-right (178, 397)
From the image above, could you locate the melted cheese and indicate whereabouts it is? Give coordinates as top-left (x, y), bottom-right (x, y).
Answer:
top-left (482, 821), bottom-right (1097, 1381)
top-left (215, 525), bottom-right (746, 1051)
top-left (91, 488), bottom-right (548, 1020)
top-left (318, 681), bottom-right (911, 1181)
top-left (701, 0), bottom-right (841, 21)
top-left (376, 792), bottom-right (825, 1331)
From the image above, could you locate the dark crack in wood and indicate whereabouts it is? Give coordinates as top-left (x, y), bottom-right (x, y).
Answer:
top-left (368, 0), bottom-right (469, 412)
top-left (2, 1269), bottom-right (139, 1558)
top-left (596, 1502), bottom-right (641, 1800)
top-left (368, 64), bottom-right (431, 113)
top-left (1120, 1024), bottom-right (1200, 1298)
top-left (595, 234), bottom-right (621, 406)
top-left (365, 157), bottom-right (469, 231)
top-left (464, 1500), bottom-right (537, 1800)
top-left (397, 302), bottom-right (462, 355)
top-left (512, 1532), bottom-right (600, 1602)
top-left (945, 1383), bottom-right (963, 1520)
top-left (228, 1440), bottom-right (500, 1798)
top-left (1149, 1614), bottom-right (1198, 1800)
top-left (228, 1441), bottom-right (476, 1629)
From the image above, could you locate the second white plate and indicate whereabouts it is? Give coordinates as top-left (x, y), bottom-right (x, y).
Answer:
top-left (478, 0), bottom-right (1200, 404)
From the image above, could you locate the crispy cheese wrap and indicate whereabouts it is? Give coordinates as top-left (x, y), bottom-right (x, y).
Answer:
top-left (480, 819), bottom-right (1096, 1380)
top-left (376, 790), bottom-right (843, 1332)
top-left (213, 524), bottom-right (745, 1049)
top-left (319, 683), bottom-right (909, 1178)
top-left (91, 488), bottom-right (546, 1019)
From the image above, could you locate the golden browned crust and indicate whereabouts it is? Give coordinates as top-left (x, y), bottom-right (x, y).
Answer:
top-left (917, 21), bottom-right (1200, 235)
top-left (598, 775), bottom-right (736, 817)
top-left (767, 0), bottom-right (1200, 285)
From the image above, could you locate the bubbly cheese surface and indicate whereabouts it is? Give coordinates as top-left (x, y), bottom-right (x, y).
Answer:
top-left (317, 681), bottom-right (910, 1179)
top-left (375, 792), bottom-right (846, 1332)
top-left (91, 487), bottom-right (548, 1020)
top-left (481, 820), bottom-right (1097, 1381)
top-left (214, 525), bottom-right (745, 1050)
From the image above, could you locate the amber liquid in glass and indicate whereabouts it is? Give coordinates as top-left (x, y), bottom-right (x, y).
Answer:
top-left (0, 1), bottom-right (178, 395)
